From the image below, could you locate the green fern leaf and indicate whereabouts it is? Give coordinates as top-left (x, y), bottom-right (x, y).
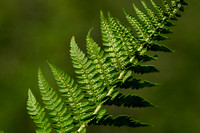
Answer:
top-left (48, 63), bottom-right (95, 126)
top-left (107, 13), bottom-right (137, 58)
top-left (101, 11), bottom-right (128, 71)
top-left (27, 0), bottom-right (188, 132)
top-left (150, 0), bottom-right (166, 19)
top-left (27, 89), bottom-right (52, 133)
top-left (70, 36), bottom-right (104, 102)
top-left (38, 69), bottom-right (74, 132)
top-left (86, 30), bottom-right (116, 92)
top-left (124, 9), bottom-right (148, 41)
top-left (133, 3), bottom-right (156, 35)
top-left (141, 0), bottom-right (161, 27)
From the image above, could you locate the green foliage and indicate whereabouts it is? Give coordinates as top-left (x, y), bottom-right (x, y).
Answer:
top-left (38, 69), bottom-right (74, 132)
top-left (27, 0), bottom-right (187, 132)
top-left (27, 89), bottom-right (52, 133)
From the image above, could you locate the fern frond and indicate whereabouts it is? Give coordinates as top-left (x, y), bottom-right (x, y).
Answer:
top-left (147, 42), bottom-right (173, 52)
top-left (27, 0), bottom-right (187, 132)
top-left (124, 9), bottom-right (148, 41)
top-left (38, 69), bottom-right (74, 132)
top-left (141, 0), bottom-right (160, 27)
top-left (86, 32), bottom-right (116, 90)
top-left (101, 11), bottom-right (128, 71)
top-left (124, 0), bottom-right (187, 56)
top-left (150, 0), bottom-right (166, 19)
top-left (90, 114), bottom-right (150, 128)
top-left (107, 13), bottom-right (160, 69)
top-left (70, 36), bottom-right (105, 102)
top-left (48, 63), bottom-right (94, 127)
top-left (107, 13), bottom-right (137, 58)
top-left (27, 89), bottom-right (52, 133)
top-left (133, 3), bottom-right (156, 35)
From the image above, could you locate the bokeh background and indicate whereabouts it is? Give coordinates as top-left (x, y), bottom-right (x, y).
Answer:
top-left (0, 0), bottom-right (199, 133)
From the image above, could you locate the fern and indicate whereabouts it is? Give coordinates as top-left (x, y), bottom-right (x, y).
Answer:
top-left (38, 69), bottom-right (74, 132)
top-left (27, 89), bottom-right (52, 133)
top-left (27, 0), bottom-right (187, 132)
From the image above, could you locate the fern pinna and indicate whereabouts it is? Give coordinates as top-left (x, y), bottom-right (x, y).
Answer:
top-left (27, 0), bottom-right (187, 132)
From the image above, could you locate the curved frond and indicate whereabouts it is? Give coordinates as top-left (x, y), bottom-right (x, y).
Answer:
top-left (27, 0), bottom-right (187, 132)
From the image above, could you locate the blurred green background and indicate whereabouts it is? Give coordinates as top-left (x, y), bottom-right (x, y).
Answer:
top-left (0, 0), bottom-right (199, 133)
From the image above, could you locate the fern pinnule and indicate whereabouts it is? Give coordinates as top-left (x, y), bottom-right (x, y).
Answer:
top-left (163, 1), bottom-right (178, 20)
top-left (141, 0), bottom-right (162, 29)
top-left (38, 69), bottom-right (74, 133)
top-left (86, 30), bottom-right (115, 91)
top-left (27, 89), bottom-right (52, 133)
top-left (107, 13), bottom-right (160, 71)
top-left (150, 0), bottom-right (166, 19)
top-left (100, 11), bottom-right (128, 71)
top-left (70, 37), bottom-right (109, 131)
top-left (107, 13), bottom-right (137, 58)
top-left (134, 3), bottom-right (156, 34)
top-left (124, 9), bottom-right (148, 41)
top-left (48, 63), bottom-right (94, 127)
top-left (86, 30), bottom-right (102, 60)
top-left (70, 37), bottom-right (102, 102)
